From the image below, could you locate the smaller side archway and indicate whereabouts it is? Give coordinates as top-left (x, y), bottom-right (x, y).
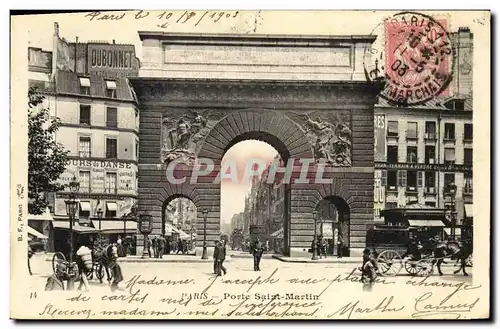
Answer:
top-left (314, 196), bottom-right (351, 257)
top-left (160, 194), bottom-right (198, 254)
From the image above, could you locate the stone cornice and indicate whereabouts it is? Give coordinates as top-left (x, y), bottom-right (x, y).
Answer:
top-left (129, 78), bottom-right (380, 105)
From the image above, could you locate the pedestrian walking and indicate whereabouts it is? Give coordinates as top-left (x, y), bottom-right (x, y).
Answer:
top-left (152, 237), bottom-right (158, 258)
top-left (213, 238), bottom-right (227, 276)
top-left (157, 235), bottom-right (166, 258)
top-left (337, 234), bottom-right (344, 259)
top-left (252, 238), bottom-right (264, 271)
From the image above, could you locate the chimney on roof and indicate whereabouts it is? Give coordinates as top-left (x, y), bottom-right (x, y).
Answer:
top-left (113, 39), bottom-right (116, 44)
top-left (75, 36), bottom-right (79, 43)
top-left (54, 22), bottom-right (59, 36)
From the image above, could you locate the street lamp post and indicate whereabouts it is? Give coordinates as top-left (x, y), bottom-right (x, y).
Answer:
top-left (201, 209), bottom-right (208, 259)
top-left (312, 210), bottom-right (318, 260)
top-left (447, 182), bottom-right (457, 240)
top-left (64, 176), bottom-right (80, 291)
top-left (97, 208), bottom-right (103, 245)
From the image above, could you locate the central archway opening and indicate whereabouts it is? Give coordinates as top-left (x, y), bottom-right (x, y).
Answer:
top-left (220, 133), bottom-right (291, 256)
top-left (314, 196), bottom-right (351, 257)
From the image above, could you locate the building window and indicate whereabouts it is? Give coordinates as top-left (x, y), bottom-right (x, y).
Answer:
top-left (425, 172), bottom-right (436, 193)
top-left (425, 145), bottom-right (436, 164)
top-left (387, 121), bottom-right (398, 137)
top-left (135, 140), bottom-right (139, 159)
top-left (397, 170), bottom-right (407, 187)
top-left (444, 123), bottom-right (455, 140)
top-left (444, 148), bottom-right (455, 165)
top-left (79, 137), bottom-right (91, 158)
top-left (105, 80), bottom-right (117, 98)
top-left (136, 171), bottom-right (139, 191)
top-left (106, 107), bottom-right (118, 128)
top-left (79, 105), bottom-right (91, 125)
top-left (464, 172), bottom-right (473, 194)
top-left (105, 172), bottom-right (117, 194)
top-left (79, 77), bottom-right (91, 95)
top-left (407, 171), bottom-right (417, 190)
top-left (425, 202), bottom-right (436, 208)
top-left (464, 123), bottom-right (473, 141)
top-left (387, 170), bottom-right (397, 189)
top-left (407, 122), bottom-right (418, 139)
top-left (79, 170), bottom-right (90, 193)
top-left (386, 202), bottom-right (398, 210)
top-left (445, 100), bottom-right (465, 111)
top-left (106, 138), bottom-right (117, 158)
top-left (425, 121), bottom-right (436, 140)
top-left (407, 146), bottom-right (418, 163)
top-left (387, 145), bottom-right (398, 163)
top-left (444, 173), bottom-right (455, 187)
top-left (464, 148), bottom-right (473, 165)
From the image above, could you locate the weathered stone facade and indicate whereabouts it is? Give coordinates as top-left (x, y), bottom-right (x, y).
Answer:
top-left (130, 33), bottom-right (379, 257)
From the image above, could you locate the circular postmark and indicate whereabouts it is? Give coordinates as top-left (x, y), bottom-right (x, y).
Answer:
top-left (363, 11), bottom-right (454, 106)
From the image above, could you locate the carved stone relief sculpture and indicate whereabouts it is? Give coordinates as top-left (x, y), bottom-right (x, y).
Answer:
top-left (161, 109), bottom-right (224, 165)
top-left (288, 111), bottom-right (352, 166)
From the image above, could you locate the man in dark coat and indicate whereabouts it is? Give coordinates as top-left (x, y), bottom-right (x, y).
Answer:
top-left (252, 238), bottom-right (264, 271)
top-left (157, 235), bottom-right (166, 259)
top-left (213, 239), bottom-right (227, 276)
top-left (337, 234), bottom-right (344, 258)
top-left (151, 237), bottom-right (157, 258)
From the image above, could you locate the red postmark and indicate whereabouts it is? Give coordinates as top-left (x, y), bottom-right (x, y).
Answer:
top-left (381, 12), bottom-right (454, 105)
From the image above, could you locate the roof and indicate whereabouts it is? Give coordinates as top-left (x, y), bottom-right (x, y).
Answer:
top-left (55, 71), bottom-right (136, 102)
top-left (376, 94), bottom-right (473, 112)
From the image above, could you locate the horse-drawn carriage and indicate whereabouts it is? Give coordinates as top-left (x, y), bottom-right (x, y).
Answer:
top-left (366, 226), bottom-right (473, 277)
top-left (51, 242), bottom-right (118, 284)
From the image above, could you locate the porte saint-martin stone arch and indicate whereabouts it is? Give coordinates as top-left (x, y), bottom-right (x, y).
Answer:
top-left (130, 32), bottom-right (379, 256)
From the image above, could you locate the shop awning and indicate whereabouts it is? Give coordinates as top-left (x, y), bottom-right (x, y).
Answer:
top-left (106, 202), bottom-right (117, 211)
top-left (28, 208), bottom-right (53, 221)
top-left (52, 221), bottom-right (97, 233)
top-left (178, 229), bottom-right (190, 239)
top-left (79, 202), bottom-right (91, 212)
top-left (465, 204), bottom-right (473, 218)
top-left (27, 226), bottom-right (48, 239)
top-left (408, 220), bottom-right (445, 227)
top-left (91, 220), bottom-right (137, 234)
top-left (444, 228), bottom-right (462, 236)
top-left (271, 228), bottom-right (284, 238)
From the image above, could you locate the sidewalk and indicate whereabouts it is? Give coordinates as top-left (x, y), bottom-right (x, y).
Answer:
top-left (229, 251), bottom-right (274, 259)
top-left (272, 255), bottom-right (362, 264)
top-left (44, 253), bottom-right (230, 264)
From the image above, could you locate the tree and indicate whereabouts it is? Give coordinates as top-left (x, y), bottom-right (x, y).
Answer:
top-left (28, 87), bottom-right (69, 214)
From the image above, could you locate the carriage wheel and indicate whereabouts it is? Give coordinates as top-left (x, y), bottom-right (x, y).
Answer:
top-left (376, 250), bottom-right (403, 276)
top-left (86, 263), bottom-right (94, 280)
top-left (404, 260), bottom-right (421, 276)
top-left (52, 252), bottom-right (66, 274)
top-left (96, 262), bottom-right (105, 281)
top-left (416, 259), bottom-right (434, 277)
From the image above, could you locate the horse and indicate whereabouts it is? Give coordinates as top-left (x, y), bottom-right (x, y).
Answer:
top-left (429, 238), bottom-right (473, 276)
top-left (92, 244), bottom-right (119, 284)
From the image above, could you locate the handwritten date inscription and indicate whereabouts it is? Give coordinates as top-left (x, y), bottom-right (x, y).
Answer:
top-left (85, 10), bottom-right (239, 29)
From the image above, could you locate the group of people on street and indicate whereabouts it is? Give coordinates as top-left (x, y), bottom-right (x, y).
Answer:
top-left (149, 235), bottom-right (192, 258)
top-left (311, 234), bottom-right (345, 258)
top-left (212, 237), bottom-right (266, 276)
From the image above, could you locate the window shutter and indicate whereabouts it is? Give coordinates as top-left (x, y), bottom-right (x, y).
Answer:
top-left (398, 170), bottom-right (407, 187)
top-left (417, 171), bottom-right (423, 188)
top-left (381, 170), bottom-right (387, 186)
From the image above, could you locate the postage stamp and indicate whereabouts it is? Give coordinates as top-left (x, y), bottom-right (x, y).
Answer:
top-left (8, 10), bottom-right (490, 321)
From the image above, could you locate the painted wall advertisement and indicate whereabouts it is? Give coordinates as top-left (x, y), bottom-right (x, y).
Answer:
top-left (374, 113), bottom-right (386, 162)
top-left (55, 159), bottom-right (137, 217)
top-left (87, 44), bottom-right (139, 77)
top-left (374, 169), bottom-right (386, 221)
